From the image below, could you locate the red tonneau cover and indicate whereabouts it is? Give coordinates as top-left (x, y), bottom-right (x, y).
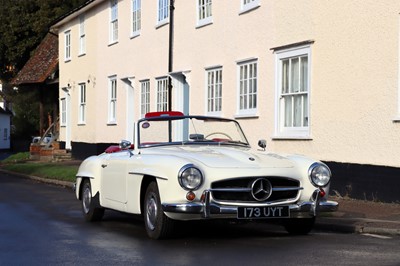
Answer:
top-left (145, 111), bottom-right (184, 118)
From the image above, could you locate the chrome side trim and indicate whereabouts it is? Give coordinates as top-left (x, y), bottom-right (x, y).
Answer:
top-left (128, 171), bottom-right (168, 180)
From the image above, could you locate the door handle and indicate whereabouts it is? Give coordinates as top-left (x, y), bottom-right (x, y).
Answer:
top-left (101, 164), bottom-right (107, 168)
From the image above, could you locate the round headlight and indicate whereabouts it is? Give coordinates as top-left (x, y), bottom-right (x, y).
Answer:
top-left (178, 165), bottom-right (203, 191)
top-left (308, 163), bottom-right (331, 187)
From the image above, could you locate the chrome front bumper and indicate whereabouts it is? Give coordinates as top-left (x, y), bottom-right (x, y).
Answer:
top-left (162, 189), bottom-right (339, 219)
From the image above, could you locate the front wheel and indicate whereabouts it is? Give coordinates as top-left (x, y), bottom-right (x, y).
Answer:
top-left (284, 217), bottom-right (315, 235)
top-left (81, 179), bottom-right (104, 222)
top-left (144, 181), bottom-right (175, 239)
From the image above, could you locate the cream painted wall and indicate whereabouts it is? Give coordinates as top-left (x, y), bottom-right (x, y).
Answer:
top-left (173, 0), bottom-right (400, 167)
top-left (55, 0), bottom-right (400, 167)
top-left (57, 0), bottom-right (170, 144)
top-left (270, 1), bottom-right (400, 167)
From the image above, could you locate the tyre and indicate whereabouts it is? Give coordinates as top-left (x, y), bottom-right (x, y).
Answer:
top-left (81, 179), bottom-right (105, 222)
top-left (284, 217), bottom-right (315, 235)
top-left (144, 181), bottom-right (175, 239)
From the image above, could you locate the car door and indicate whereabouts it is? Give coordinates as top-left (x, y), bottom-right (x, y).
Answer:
top-left (101, 151), bottom-right (129, 207)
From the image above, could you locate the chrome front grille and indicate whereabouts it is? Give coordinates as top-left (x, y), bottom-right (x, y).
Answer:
top-left (210, 177), bottom-right (301, 203)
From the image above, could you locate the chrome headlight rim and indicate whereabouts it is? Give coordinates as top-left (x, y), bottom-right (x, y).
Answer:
top-left (308, 162), bottom-right (331, 187)
top-left (178, 164), bottom-right (204, 191)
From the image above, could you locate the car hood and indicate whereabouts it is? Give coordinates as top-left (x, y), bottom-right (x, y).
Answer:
top-left (143, 145), bottom-right (294, 169)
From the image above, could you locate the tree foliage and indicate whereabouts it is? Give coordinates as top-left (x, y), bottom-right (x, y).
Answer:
top-left (0, 0), bottom-right (87, 141)
top-left (0, 0), bottom-right (86, 81)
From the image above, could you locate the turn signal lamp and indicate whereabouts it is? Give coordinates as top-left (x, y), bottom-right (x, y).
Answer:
top-left (319, 188), bottom-right (326, 198)
top-left (186, 191), bottom-right (196, 201)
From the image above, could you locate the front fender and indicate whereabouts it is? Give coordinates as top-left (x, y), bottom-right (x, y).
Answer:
top-left (285, 154), bottom-right (332, 201)
top-left (76, 155), bottom-right (104, 200)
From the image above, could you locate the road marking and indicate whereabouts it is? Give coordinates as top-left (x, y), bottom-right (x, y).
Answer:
top-left (362, 233), bottom-right (392, 239)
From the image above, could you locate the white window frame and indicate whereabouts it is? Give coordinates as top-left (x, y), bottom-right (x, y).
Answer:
top-left (206, 67), bottom-right (222, 115)
top-left (240, 0), bottom-right (260, 14)
top-left (157, 0), bottom-right (169, 27)
top-left (197, 0), bottom-right (212, 28)
top-left (131, 0), bottom-right (141, 37)
top-left (156, 77), bottom-right (168, 112)
top-left (78, 15), bottom-right (86, 55)
top-left (140, 80), bottom-right (150, 117)
top-left (108, 76), bottom-right (117, 124)
top-left (78, 83), bottom-right (86, 124)
top-left (274, 45), bottom-right (311, 138)
top-left (61, 98), bottom-right (67, 126)
top-left (236, 59), bottom-right (258, 117)
top-left (110, 0), bottom-right (118, 44)
top-left (64, 30), bottom-right (71, 61)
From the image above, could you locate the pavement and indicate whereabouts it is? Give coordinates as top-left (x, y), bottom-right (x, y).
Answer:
top-left (315, 196), bottom-right (400, 236)
top-left (1, 158), bottom-right (399, 236)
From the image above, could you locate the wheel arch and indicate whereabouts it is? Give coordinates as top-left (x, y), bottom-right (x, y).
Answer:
top-left (76, 176), bottom-right (90, 200)
top-left (140, 175), bottom-right (157, 215)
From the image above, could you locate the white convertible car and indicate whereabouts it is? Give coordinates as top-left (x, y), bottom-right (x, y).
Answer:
top-left (75, 111), bottom-right (338, 239)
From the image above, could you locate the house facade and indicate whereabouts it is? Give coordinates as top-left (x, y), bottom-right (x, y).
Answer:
top-left (51, 0), bottom-right (400, 201)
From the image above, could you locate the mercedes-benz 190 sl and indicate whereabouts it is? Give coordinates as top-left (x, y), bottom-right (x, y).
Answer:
top-left (75, 111), bottom-right (338, 239)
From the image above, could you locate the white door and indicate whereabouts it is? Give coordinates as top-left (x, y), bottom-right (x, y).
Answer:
top-left (122, 77), bottom-right (135, 143)
top-left (61, 89), bottom-right (72, 150)
top-left (170, 72), bottom-right (190, 140)
top-left (170, 71), bottom-right (190, 115)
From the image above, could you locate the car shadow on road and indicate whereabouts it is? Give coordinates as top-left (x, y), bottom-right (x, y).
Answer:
top-left (91, 210), bottom-right (297, 240)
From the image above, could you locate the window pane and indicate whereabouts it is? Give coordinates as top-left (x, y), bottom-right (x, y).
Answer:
top-left (278, 47), bottom-right (310, 135)
top-left (157, 78), bottom-right (168, 111)
top-left (291, 58), bottom-right (299, 93)
top-left (303, 95), bottom-right (308, 126)
top-left (293, 95), bottom-right (302, 127)
top-left (282, 59), bottom-right (289, 94)
top-left (238, 62), bottom-right (257, 111)
top-left (132, 0), bottom-right (141, 32)
top-left (158, 0), bottom-right (169, 22)
top-left (284, 96), bottom-right (292, 127)
top-left (300, 56), bottom-right (308, 92)
top-left (207, 68), bottom-right (222, 113)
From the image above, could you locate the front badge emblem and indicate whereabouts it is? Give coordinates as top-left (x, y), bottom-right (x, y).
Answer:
top-left (251, 178), bottom-right (272, 201)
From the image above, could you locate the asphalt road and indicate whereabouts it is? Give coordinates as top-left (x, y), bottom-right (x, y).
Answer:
top-left (1, 172), bottom-right (399, 266)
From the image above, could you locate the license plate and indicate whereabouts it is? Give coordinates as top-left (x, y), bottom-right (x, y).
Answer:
top-left (237, 206), bottom-right (289, 219)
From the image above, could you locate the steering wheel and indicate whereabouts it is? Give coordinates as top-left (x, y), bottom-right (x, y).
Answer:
top-left (205, 132), bottom-right (233, 140)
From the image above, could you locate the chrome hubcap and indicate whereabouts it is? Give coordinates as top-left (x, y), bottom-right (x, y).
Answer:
top-left (146, 193), bottom-right (157, 231)
top-left (82, 186), bottom-right (91, 214)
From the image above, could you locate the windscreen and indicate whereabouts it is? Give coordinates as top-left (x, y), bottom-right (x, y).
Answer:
top-left (138, 117), bottom-right (249, 147)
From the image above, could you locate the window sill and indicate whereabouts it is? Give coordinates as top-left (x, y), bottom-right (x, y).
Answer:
top-left (196, 19), bottom-right (213, 29)
top-left (239, 3), bottom-right (260, 15)
top-left (392, 116), bottom-right (400, 123)
top-left (155, 20), bottom-right (169, 29)
top-left (272, 135), bottom-right (313, 141)
top-left (108, 40), bottom-right (118, 47)
top-left (107, 122), bottom-right (117, 126)
top-left (206, 111), bottom-right (222, 117)
top-left (77, 123), bottom-right (86, 126)
top-left (234, 113), bottom-right (259, 119)
top-left (130, 31), bottom-right (140, 39)
top-left (78, 53), bottom-right (86, 57)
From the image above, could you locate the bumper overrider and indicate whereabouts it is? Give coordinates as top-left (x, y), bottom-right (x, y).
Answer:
top-left (162, 189), bottom-right (339, 219)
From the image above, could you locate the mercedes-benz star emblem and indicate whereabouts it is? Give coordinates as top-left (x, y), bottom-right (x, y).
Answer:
top-left (251, 178), bottom-right (272, 201)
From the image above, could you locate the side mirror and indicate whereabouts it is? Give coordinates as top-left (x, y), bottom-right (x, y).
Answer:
top-left (258, 139), bottom-right (267, 151)
top-left (120, 140), bottom-right (134, 157)
top-left (120, 140), bottom-right (132, 150)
